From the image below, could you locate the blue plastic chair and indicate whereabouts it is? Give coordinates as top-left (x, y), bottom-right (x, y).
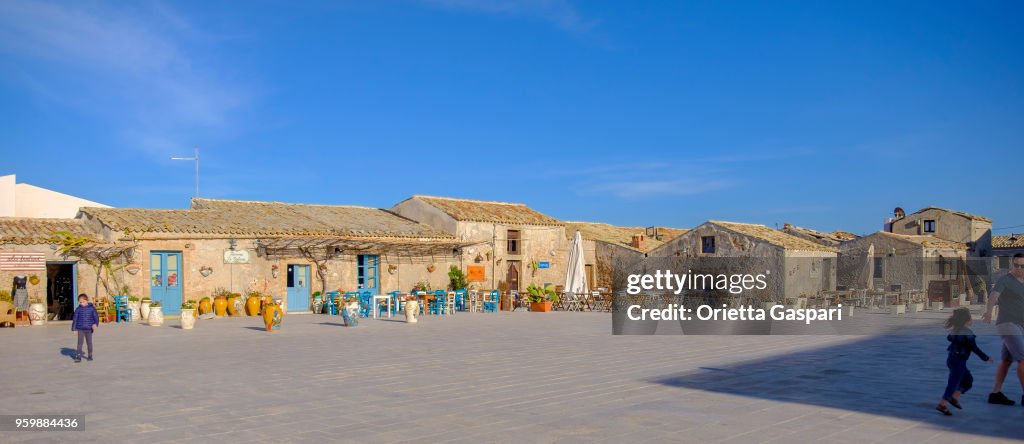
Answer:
top-left (324, 291), bottom-right (339, 315)
top-left (386, 290), bottom-right (402, 316)
top-left (358, 291), bottom-right (373, 318)
top-left (484, 290), bottom-right (499, 312)
top-left (429, 290), bottom-right (447, 315)
top-left (114, 295), bottom-right (131, 323)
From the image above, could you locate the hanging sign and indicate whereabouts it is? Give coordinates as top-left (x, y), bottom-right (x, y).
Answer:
top-left (467, 265), bottom-right (485, 282)
top-left (0, 252), bottom-right (46, 271)
top-left (223, 250), bottom-right (250, 264)
top-left (537, 261), bottom-right (550, 269)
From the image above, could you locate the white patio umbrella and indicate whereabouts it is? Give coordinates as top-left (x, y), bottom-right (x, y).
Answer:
top-left (564, 230), bottom-right (589, 310)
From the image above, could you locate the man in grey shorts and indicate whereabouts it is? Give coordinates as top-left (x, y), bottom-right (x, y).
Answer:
top-left (983, 253), bottom-right (1024, 406)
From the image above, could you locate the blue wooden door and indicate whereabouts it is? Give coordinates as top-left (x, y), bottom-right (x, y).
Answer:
top-left (150, 252), bottom-right (183, 315)
top-left (357, 255), bottom-right (379, 295)
top-left (286, 264), bottom-right (311, 311)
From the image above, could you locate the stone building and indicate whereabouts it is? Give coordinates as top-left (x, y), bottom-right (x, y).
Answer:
top-left (837, 231), bottom-right (968, 292)
top-left (885, 207), bottom-right (992, 257)
top-left (1, 217), bottom-right (105, 320)
top-left (391, 196), bottom-right (567, 296)
top-left (561, 222), bottom-right (687, 290)
top-left (1, 174), bottom-right (109, 218)
top-left (65, 198), bottom-right (468, 315)
top-left (648, 221), bottom-right (839, 301)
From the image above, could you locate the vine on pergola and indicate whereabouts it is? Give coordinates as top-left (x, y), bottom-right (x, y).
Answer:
top-left (47, 230), bottom-right (138, 300)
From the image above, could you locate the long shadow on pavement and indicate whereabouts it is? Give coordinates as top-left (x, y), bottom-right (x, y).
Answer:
top-left (648, 335), bottom-right (1024, 440)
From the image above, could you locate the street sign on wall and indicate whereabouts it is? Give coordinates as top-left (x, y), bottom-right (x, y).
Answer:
top-left (223, 250), bottom-right (250, 264)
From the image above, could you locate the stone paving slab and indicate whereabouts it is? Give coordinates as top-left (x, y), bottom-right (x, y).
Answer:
top-left (0, 310), bottom-right (1022, 443)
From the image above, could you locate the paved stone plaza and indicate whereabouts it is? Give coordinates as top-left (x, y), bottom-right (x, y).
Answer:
top-left (1, 310), bottom-right (1022, 443)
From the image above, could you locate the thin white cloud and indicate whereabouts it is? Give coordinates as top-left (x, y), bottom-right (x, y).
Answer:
top-left (418, 0), bottom-right (599, 33)
top-left (581, 178), bottom-right (732, 199)
top-left (0, 0), bottom-right (246, 154)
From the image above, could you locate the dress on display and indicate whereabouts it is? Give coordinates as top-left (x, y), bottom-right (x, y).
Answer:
top-left (12, 276), bottom-right (29, 311)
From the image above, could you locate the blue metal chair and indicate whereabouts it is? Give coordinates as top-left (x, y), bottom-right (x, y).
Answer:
top-left (324, 291), bottom-right (339, 315)
top-left (454, 289), bottom-right (467, 311)
top-left (358, 291), bottom-right (373, 318)
top-left (114, 295), bottom-right (131, 323)
top-left (386, 290), bottom-right (402, 316)
top-left (411, 290), bottom-right (426, 315)
top-left (484, 290), bottom-right (499, 312)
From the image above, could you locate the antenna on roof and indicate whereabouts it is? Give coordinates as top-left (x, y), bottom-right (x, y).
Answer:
top-left (171, 145), bottom-right (200, 198)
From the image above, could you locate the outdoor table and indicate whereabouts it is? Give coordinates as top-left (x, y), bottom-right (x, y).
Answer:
top-left (372, 295), bottom-right (392, 319)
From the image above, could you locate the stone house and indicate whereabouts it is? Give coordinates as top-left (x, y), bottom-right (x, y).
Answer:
top-left (391, 196), bottom-right (566, 296)
top-left (837, 231), bottom-right (968, 293)
top-left (647, 221), bottom-right (839, 301)
top-left (1, 217), bottom-right (105, 320)
top-left (69, 198), bottom-right (467, 315)
top-left (561, 222), bottom-right (687, 291)
top-left (885, 207), bottom-right (992, 257)
top-left (780, 223), bottom-right (857, 248)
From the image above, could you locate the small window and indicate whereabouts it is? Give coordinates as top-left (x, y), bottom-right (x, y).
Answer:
top-left (701, 236), bottom-right (715, 254)
top-left (923, 220), bottom-right (936, 233)
top-left (507, 230), bottom-right (520, 255)
top-left (998, 256), bottom-right (1010, 269)
top-left (873, 257), bottom-right (884, 277)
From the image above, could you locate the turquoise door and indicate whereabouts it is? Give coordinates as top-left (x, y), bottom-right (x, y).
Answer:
top-left (286, 264), bottom-right (311, 311)
top-left (357, 255), bottom-right (379, 294)
top-left (150, 252), bottom-right (183, 315)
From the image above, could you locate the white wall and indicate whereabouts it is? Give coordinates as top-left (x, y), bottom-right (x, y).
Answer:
top-left (0, 175), bottom-right (110, 218)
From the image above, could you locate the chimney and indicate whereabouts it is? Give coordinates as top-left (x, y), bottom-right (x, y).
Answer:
top-left (631, 234), bottom-right (645, 250)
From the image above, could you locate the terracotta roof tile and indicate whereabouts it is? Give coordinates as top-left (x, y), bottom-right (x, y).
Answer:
top-left (412, 195), bottom-right (561, 226)
top-left (993, 234), bottom-right (1024, 249)
top-left (0, 218), bottom-right (97, 244)
top-left (871, 231), bottom-right (969, 250)
top-left (710, 221), bottom-right (839, 253)
top-left (562, 221), bottom-right (687, 253)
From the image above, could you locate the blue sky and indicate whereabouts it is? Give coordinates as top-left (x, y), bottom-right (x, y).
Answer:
top-left (1, 0), bottom-right (1021, 235)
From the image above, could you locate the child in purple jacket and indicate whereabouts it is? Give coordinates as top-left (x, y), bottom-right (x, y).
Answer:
top-left (71, 294), bottom-right (98, 363)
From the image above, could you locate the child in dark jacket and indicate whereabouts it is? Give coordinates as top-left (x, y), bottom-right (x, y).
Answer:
top-left (936, 307), bottom-right (993, 415)
top-left (71, 294), bottom-right (98, 363)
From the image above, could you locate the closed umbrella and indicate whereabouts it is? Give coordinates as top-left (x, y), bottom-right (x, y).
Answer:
top-left (564, 231), bottom-right (589, 310)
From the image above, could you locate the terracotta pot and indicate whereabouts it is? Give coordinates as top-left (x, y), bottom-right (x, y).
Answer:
top-left (28, 303), bottom-right (46, 326)
top-left (245, 296), bottom-right (260, 316)
top-left (198, 298), bottom-right (212, 315)
top-left (181, 309), bottom-right (196, 330)
top-left (263, 302), bottom-right (283, 331)
top-left (149, 306), bottom-right (164, 326)
top-left (227, 296), bottom-right (241, 316)
top-left (213, 296), bottom-right (228, 317)
top-left (141, 301), bottom-right (152, 320)
top-left (530, 301), bottom-right (553, 312)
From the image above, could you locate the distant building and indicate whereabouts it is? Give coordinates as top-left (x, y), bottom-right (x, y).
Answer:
top-left (649, 220), bottom-right (839, 300)
top-left (884, 206), bottom-right (992, 257)
top-left (561, 222), bottom-right (687, 290)
top-left (837, 231), bottom-right (968, 293)
top-left (392, 195), bottom-right (566, 298)
top-left (0, 174), bottom-right (109, 218)
top-left (991, 234), bottom-right (1024, 278)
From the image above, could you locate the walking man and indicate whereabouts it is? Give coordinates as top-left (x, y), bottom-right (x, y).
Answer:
top-left (983, 253), bottom-right (1024, 406)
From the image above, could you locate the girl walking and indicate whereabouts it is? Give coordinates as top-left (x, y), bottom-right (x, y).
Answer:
top-left (937, 307), bottom-right (993, 415)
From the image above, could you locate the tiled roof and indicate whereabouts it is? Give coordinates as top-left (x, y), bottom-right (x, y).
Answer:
top-left (993, 234), bottom-right (1024, 249)
top-left (709, 221), bottom-right (839, 253)
top-left (0, 218), bottom-right (97, 244)
top-left (873, 231), bottom-right (968, 250)
top-left (563, 221), bottom-right (687, 253)
top-left (410, 195), bottom-right (562, 226)
top-left (905, 207), bottom-right (992, 223)
top-left (780, 224), bottom-right (858, 247)
top-left (77, 199), bottom-right (454, 239)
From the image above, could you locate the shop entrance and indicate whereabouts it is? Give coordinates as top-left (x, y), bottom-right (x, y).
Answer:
top-left (286, 264), bottom-right (311, 312)
top-left (46, 261), bottom-right (77, 320)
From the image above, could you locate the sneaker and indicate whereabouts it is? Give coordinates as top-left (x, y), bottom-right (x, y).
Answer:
top-left (988, 392), bottom-right (1016, 406)
top-left (86, 356), bottom-right (93, 361)
top-left (73, 356), bottom-right (81, 363)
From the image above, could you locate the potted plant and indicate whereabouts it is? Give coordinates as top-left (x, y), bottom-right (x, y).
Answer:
top-left (426, 264), bottom-right (436, 273)
top-left (180, 300), bottom-right (197, 330)
top-left (106, 304), bottom-right (116, 323)
top-left (262, 298), bottom-right (283, 331)
top-left (28, 274), bottom-right (40, 286)
top-left (27, 294), bottom-right (46, 326)
top-left (127, 293), bottom-right (141, 322)
top-left (526, 283), bottom-right (558, 312)
top-left (312, 291), bottom-right (323, 314)
top-left (213, 288), bottom-right (229, 317)
top-left (245, 290), bottom-right (262, 316)
top-left (448, 266), bottom-right (468, 291)
top-left (387, 264), bottom-right (398, 275)
top-left (340, 293), bottom-right (359, 327)
top-left (908, 292), bottom-right (925, 314)
top-left (226, 292), bottom-right (242, 316)
top-left (140, 297), bottom-right (152, 320)
top-left (148, 300), bottom-right (164, 326)
top-left (198, 296), bottom-right (213, 316)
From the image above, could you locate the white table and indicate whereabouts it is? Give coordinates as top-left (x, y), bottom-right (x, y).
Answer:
top-left (372, 295), bottom-right (392, 319)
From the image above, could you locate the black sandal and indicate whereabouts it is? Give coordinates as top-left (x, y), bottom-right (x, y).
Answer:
top-left (949, 398), bottom-right (962, 409)
top-left (935, 404), bottom-right (952, 416)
